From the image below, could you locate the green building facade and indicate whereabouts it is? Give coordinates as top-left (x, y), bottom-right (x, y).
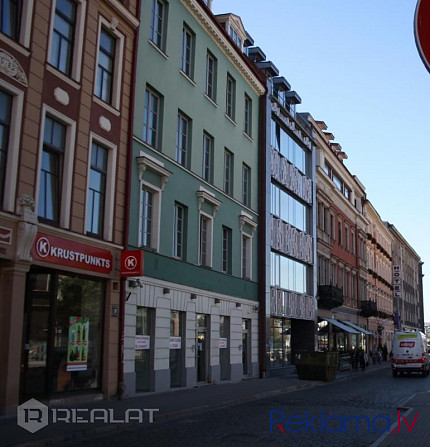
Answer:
top-left (123, 0), bottom-right (265, 394)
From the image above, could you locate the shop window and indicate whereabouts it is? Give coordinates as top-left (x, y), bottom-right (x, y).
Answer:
top-left (269, 318), bottom-right (291, 368)
top-left (135, 306), bottom-right (152, 392)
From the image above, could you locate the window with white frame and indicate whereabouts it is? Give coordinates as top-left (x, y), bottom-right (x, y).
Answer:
top-left (96, 27), bottom-right (115, 104)
top-left (226, 74), bottom-right (235, 120)
top-left (199, 213), bottom-right (212, 267)
top-left (180, 24), bottom-right (194, 79)
top-left (0, 89), bottom-right (12, 206)
top-left (176, 112), bottom-right (190, 167)
top-left (244, 94), bottom-right (252, 136)
top-left (241, 233), bottom-right (251, 279)
top-left (0, 0), bottom-right (33, 47)
top-left (0, 81), bottom-right (23, 212)
top-left (173, 202), bottom-right (186, 259)
top-left (149, 0), bottom-right (166, 51)
top-left (205, 51), bottom-right (216, 101)
top-left (139, 185), bottom-right (154, 248)
top-left (38, 115), bottom-right (67, 224)
top-left (94, 19), bottom-right (124, 109)
top-left (223, 149), bottom-right (233, 195)
top-left (1, 0), bottom-right (22, 40)
top-left (86, 141), bottom-right (107, 237)
top-left (202, 132), bottom-right (213, 183)
top-left (50, 0), bottom-right (77, 76)
top-left (143, 87), bottom-right (161, 149)
top-left (242, 163), bottom-right (250, 207)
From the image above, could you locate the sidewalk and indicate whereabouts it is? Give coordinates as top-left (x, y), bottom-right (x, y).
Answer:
top-left (1, 362), bottom-right (390, 447)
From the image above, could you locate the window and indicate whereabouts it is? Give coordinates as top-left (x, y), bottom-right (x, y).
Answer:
top-left (338, 220), bottom-right (342, 245)
top-left (242, 234), bottom-right (251, 279)
top-left (96, 27), bottom-right (115, 104)
top-left (205, 52), bottom-right (216, 101)
top-left (139, 186), bottom-right (153, 248)
top-left (143, 87), bottom-right (160, 149)
top-left (330, 214), bottom-right (335, 240)
top-left (202, 132), bottom-right (213, 183)
top-left (345, 225), bottom-right (349, 251)
top-left (149, 0), bottom-right (166, 50)
top-left (38, 116), bottom-right (66, 223)
top-left (50, 0), bottom-right (76, 76)
top-left (180, 25), bottom-right (194, 78)
top-left (0, 89), bottom-right (12, 205)
top-left (229, 26), bottom-right (242, 49)
top-left (226, 74), bottom-right (235, 120)
top-left (1, 0), bottom-right (22, 40)
top-left (222, 226), bottom-right (232, 274)
top-left (176, 113), bottom-right (190, 167)
top-left (223, 149), bottom-right (233, 195)
top-left (173, 202), bottom-right (186, 259)
top-left (199, 214), bottom-right (212, 267)
top-left (244, 94), bottom-right (252, 136)
top-left (86, 142), bottom-right (107, 237)
top-left (242, 164), bottom-right (250, 207)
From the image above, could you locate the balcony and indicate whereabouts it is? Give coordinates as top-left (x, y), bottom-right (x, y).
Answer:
top-left (317, 285), bottom-right (344, 310)
top-left (360, 300), bottom-right (378, 317)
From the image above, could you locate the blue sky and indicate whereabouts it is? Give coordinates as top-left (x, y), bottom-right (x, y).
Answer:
top-left (213, 0), bottom-right (430, 321)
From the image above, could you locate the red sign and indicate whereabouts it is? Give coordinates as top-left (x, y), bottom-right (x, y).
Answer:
top-left (32, 233), bottom-right (112, 274)
top-left (415, 0), bottom-right (430, 73)
top-left (120, 250), bottom-right (144, 277)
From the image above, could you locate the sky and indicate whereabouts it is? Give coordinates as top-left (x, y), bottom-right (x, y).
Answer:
top-left (213, 0), bottom-right (430, 322)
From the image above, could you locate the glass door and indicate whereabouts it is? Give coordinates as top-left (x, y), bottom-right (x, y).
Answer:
top-left (196, 314), bottom-right (208, 382)
top-left (242, 319), bottom-right (250, 376)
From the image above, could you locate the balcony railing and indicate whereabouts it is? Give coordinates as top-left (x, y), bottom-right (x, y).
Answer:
top-left (360, 300), bottom-right (378, 317)
top-left (317, 285), bottom-right (344, 310)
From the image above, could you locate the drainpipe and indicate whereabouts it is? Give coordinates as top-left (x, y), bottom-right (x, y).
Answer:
top-left (118, 0), bottom-right (142, 398)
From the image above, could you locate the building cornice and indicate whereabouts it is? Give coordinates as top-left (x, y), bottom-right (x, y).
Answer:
top-left (180, 0), bottom-right (265, 96)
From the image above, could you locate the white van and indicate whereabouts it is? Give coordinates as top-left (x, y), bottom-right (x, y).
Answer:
top-left (391, 331), bottom-right (430, 377)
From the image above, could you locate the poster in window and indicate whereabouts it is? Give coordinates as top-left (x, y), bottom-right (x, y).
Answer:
top-left (67, 316), bottom-right (89, 371)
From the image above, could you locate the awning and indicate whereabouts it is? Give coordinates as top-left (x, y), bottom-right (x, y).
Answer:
top-left (324, 318), bottom-right (359, 334)
top-left (342, 321), bottom-right (372, 335)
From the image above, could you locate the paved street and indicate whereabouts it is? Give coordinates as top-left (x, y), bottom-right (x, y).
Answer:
top-left (56, 368), bottom-right (429, 447)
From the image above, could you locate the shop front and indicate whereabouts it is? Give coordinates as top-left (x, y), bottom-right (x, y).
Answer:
top-left (20, 232), bottom-right (116, 403)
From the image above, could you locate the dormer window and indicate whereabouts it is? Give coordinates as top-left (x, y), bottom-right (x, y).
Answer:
top-left (229, 27), bottom-right (242, 50)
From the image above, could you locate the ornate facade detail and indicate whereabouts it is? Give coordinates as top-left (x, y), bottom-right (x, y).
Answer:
top-left (0, 49), bottom-right (28, 87)
top-left (270, 287), bottom-right (315, 320)
top-left (16, 195), bottom-right (38, 262)
top-left (271, 148), bottom-right (313, 205)
top-left (270, 215), bottom-right (313, 264)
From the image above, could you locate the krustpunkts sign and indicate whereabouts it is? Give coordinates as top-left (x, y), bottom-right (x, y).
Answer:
top-left (32, 233), bottom-right (112, 274)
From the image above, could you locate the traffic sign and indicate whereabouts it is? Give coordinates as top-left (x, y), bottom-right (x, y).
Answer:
top-left (415, 0), bottom-right (430, 73)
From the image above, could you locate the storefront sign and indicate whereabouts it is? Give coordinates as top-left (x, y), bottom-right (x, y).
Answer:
top-left (219, 338), bottom-right (228, 349)
top-left (67, 317), bottom-right (89, 372)
top-left (169, 336), bottom-right (181, 349)
top-left (135, 335), bottom-right (150, 350)
top-left (120, 250), bottom-right (144, 277)
top-left (32, 233), bottom-right (112, 274)
top-left (0, 226), bottom-right (12, 245)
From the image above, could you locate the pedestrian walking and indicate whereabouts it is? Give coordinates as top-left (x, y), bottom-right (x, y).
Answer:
top-left (359, 349), bottom-right (366, 372)
top-left (351, 348), bottom-right (359, 372)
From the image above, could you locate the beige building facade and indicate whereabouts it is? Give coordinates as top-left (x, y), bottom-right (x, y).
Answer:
top-left (0, 0), bottom-right (138, 415)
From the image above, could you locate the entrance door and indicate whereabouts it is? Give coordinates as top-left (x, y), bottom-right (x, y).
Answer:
top-left (242, 319), bottom-right (250, 376)
top-left (196, 314), bottom-right (208, 382)
top-left (219, 316), bottom-right (230, 380)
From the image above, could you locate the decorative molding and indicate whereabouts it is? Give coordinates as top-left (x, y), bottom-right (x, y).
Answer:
top-left (16, 195), bottom-right (38, 262)
top-left (99, 115), bottom-right (112, 132)
top-left (0, 49), bottom-right (28, 86)
top-left (180, 0), bottom-right (265, 96)
top-left (196, 190), bottom-right (222, 216)
top-left (270, 287), bottom-right (315, 320)
top-left (136, 155), bottom-right (172, 190)
top-left (239, 214), bottom-right (257, 235)
top-left (271, 148), bottom-right (313, 205)
top-left (54, 87), bottom-right (70, 106)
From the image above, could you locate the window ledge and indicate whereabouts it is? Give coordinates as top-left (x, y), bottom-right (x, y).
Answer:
top-left (225, 114), bottom-right (236, 126)
top-left (0, 34), bottom-right (30, 57)
top-left (204, 94), bottom-right (218, 108)
top-left (179, 69), bottom-right (196, 86)
top-left (92, 96), bottom-right (121, 117)
top-left (148, 39), bottom-right (168, 59)
top-left (46, 64), bottom-right (81, 90)
top-left (243, 131), bottom-right (253, 142)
